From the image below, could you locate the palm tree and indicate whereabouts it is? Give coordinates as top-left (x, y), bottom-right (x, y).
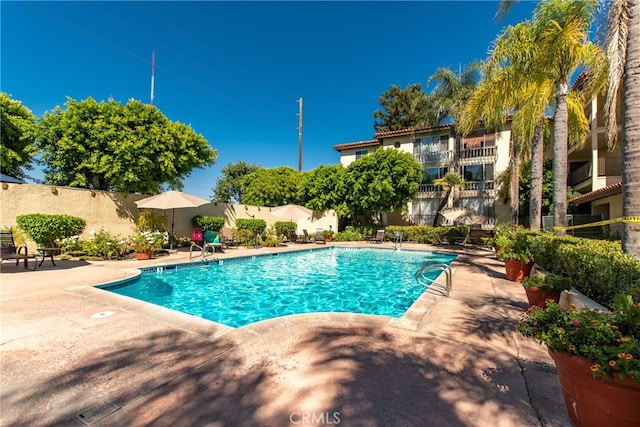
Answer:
top-left (463, 11), bottom-right (600, 231)
top-left (426, 62), bottom-right (483, 171)
top-left (433, 172), bottom-right (465, 226)
top-left (604, 0), bottom-right (640, 257)
top-left (461, 21), bottom-right (552, 229)
top-left (507, 0), bottom-right (606, 235)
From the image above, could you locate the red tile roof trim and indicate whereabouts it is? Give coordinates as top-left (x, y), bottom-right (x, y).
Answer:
top-left (374, 125), bottom-right (450, 138)
top-left (333, 139), bottom-right (380, 151)
top-left (569, 181), bottom-right (622, 205)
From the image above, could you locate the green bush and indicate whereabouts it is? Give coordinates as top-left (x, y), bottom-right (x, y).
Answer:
top-left (81, 229), bottom-right (127, 260)
top-left (137, 210), bottom-right (168, 232)
top-left (274, 221), bottom-right (296, 237)
top-left (235, 218), bottom-right (267, 235)
top-left (438, 225), bottom-right (470, 243)
top-left (527, 233), bottom-right (640, 308)
top-left (16, 214), bottom-right (86, 247)
top-left (334, 230), bottom-right (363, 241)
top-left (192, 215), bottom-right (225, 231)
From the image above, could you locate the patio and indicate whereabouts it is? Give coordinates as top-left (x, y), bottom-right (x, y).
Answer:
top-left (0, 242), bottom-right (572, 426)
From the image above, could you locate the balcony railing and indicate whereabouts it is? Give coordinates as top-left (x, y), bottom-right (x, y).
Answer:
top-left (569, 163), bottom-right (592, 186)
top-left (460, 146), bottom-right (496, 160)
top-left (415, 146), bottom-right (496, 165)
top-left (414, 151), bottom-right (454, 164)
top-left (418, 184), bottom-right (444, 193)
top-left (463, 181), bottom-right (495, 191)
top-left (411, 214), bottom-right (438, 226)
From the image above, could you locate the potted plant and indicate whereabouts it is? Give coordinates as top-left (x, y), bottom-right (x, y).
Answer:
top-left (497, 232), bottom-right (533, 281)
top-left (131, 230), bottom-right (165, 260)
top-left (323, 229), bottom-right (334, 243)
top-left (521, 274), bottom-right (573, 308)
top-left (487, 222), bottom-right (513, 256)
top-left (518, 295), bottom-right (640, 427)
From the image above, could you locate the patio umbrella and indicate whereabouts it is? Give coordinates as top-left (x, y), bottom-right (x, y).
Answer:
top-left (135, 190), bottom-right (210, 249)
top-left (271, 204), bottom-right (314, 240)
top-left (271, 204), bottom-right (313, 222)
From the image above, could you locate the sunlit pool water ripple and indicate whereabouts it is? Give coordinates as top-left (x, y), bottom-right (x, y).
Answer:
top-left (103, 247), bottom-right (457, 328)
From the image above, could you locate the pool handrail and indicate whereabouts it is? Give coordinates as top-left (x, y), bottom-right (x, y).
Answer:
top-left (415, 263), bottom-right (452, 296)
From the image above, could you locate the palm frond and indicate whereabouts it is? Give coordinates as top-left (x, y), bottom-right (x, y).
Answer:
top-left (604, 0), bottom-right (629, 149)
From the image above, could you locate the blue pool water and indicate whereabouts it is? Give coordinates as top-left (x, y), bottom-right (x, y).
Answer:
top-left (101, 247), bottom-right (456, 328)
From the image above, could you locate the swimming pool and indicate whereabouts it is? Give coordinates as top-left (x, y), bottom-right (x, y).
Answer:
top-left (100, 247), bottom-right (457, 328)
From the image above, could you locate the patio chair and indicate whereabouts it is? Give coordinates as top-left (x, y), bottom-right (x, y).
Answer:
top-left (314, 229), bottom-right (326, 244)
top-left (0, 230), bottom-right (37, 270)
top-left (369, 230), bottom-right (385, 244)
top-left (297, 229), bottom-right (311, 244)
top-left (204, 230), bottom-right (224, 253)
top-left (221, 228), bottom-right (238, 249)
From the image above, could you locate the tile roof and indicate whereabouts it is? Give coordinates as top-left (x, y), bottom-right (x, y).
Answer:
top-left (374, 124), bottom-right (451, 138)
top-left (569, 181), bottom-right (622, 205)
top-left (332, 139), bottom-right (381, 151)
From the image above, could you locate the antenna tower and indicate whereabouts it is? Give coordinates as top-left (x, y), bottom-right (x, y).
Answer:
top-left (150, 52), bottom-right (156, 106)
top-left (297, 98), bottom-right (303, 171)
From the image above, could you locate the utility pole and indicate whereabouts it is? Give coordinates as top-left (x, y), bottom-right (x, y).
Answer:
top-left (297, 97), bottom-right (303, 171)
top-left (150, 51), bottom-right (156, 106)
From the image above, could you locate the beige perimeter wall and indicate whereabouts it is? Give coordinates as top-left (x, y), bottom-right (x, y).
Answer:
top-left (0, 183), bottom-right (338, 250)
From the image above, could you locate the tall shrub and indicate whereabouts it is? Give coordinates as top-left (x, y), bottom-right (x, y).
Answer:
top-left (16, 214), bottom-right (86, 247)
top-left (235, 218), bottom-right (267, 235)
top-left (192, 215), bottom-right (225, 232)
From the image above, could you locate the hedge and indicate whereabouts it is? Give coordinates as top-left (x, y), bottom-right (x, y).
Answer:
top-left (235, 218), bottom-right (267, 235)
top-left (16, 214), bottom-right (86, 248)
top-left (527, 233), bottom-right (640, 308)
top-left (192, 215), bottom-right (225, 232)
top-left (274, 221), bottom-right (296, 237)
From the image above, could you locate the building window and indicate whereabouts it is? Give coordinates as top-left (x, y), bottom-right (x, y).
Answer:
top-left (355, 150), bottom-right (368, 159)
top-left (422, 167), bottom-right (449, 184)
top-left (462, 163), bottom-right (494, 182)
top-left (413, 135), bottom-right (448, 155)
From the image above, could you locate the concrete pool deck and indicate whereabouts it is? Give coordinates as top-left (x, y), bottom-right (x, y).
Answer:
top-left (1, 242), bottom-right (572, 426)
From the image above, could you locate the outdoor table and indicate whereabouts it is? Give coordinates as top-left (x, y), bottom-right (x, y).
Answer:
top-left (37, 248), bottom-right (60, 267)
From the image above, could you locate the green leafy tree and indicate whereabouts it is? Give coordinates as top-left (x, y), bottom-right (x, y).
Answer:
top-left (36, 97), bottom-right (217, 193)
top-left (298, 164), bottom-right (347, 213)
top-left (241, 166), bottom-right (303, 207)
top-left (373, 83), bottom-right (431, 132)
top-left (0, 93), bottom-right (38, 180)
top-left (343, 148), bottom-right (423, 222)
top-left (212, 161), bottom-right (260, 203)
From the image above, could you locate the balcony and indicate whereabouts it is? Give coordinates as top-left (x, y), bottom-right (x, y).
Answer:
top-left (569, 157), bottom-right (622, 187)
top-left (569, 162), bottom-right (592, 186)
top-left (414, 150), bottom-right (454, 165)
top-left (417, 181), bottom-right (495, 199)
top-left (415, 146), bottom-right (497, 166)
top-left (460, 146), bottom-right (496, 161)
top-left (418, 184), bottom-right (446, 197)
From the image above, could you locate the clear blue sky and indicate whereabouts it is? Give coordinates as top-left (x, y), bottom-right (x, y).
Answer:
top-left (2, 1), bottom-right (536, 200)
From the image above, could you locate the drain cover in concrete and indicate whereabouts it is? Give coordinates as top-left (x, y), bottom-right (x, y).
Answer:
top-left (73, 401), bottom-right (120, 425)
top-left (90, 311), bottom-right (116, 319)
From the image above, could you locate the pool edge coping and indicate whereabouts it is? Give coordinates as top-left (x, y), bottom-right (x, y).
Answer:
top-left (69, 246), bottom-right (455, 340)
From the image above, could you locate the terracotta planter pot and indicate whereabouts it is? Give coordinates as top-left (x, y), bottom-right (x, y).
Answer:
top-left (523, 287), bottom-right (561, 308)
top-left (503, 259), bottom-right (533, 282)
top-left (136, 251), bottom-right (152, 260)
top-left (550, 350), bottom-right (640, 427)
